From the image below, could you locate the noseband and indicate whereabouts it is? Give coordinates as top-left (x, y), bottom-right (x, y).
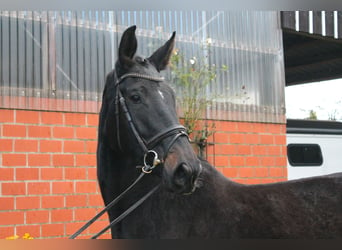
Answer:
top-left (114, 72), bottom-right (188, 173)
top-left (70, 72), bottom-right (189, 239)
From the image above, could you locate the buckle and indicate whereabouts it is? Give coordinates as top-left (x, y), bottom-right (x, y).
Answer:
top-left (142, 150), bottom-right (161, 174)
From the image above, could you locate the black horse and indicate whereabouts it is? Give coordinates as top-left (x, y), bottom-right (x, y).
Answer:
top-left (97, 25), bottom-right (342, 238)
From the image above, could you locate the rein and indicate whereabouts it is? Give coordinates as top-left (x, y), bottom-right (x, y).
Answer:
top-left (69, 72), bottom-right (188, 239)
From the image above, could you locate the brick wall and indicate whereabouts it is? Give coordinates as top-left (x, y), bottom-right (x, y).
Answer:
top-left (0, 109), bottom-right (287, 239)
top-left (0, 109), bottom-right (109, 239)
top-left (206, 120), bottom-right (287, 184)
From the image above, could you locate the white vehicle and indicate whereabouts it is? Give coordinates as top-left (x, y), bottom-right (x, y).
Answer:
top-left (286, 119), bottom-right (342, 180)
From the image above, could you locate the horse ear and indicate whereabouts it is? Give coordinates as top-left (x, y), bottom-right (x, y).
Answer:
top-left (118, 25), bottom-right (138, 69)
top-left (148, 31), bottom-right (176, 72)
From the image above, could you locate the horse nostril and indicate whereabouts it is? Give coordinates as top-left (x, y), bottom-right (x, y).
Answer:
top-left (173, 163), bottom-right (192, 187)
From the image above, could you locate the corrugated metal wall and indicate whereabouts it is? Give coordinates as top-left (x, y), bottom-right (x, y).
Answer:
top-left (0, 10), bottom-right (285, 123)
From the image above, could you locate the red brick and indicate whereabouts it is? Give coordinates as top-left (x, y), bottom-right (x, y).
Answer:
top-left (237, 122), bottom-right (252, 132)
top-left (267, 124), bottom-right (283, 134)
top-left (41, 167), bottom-right (63, 180)
top-left (205, 143), bottom-right (215, 155)
top-left (0, 138), bottom-right (13, 151)
top-left (0, 211), bottom-right (24, 225)
top-left (89, 194), bottom-right (104, 207)
top-left (245, 156), bottom-right (259, 166)
top-left (260, 134), bottom-right (274, 145)
top-left (214, 155), bottom-right (229, 167)
top-left (41, 111), bottom-right (63, 125)
top-left (2, 124), bottom-right (26, 137)
top-left (245, 134), bottom-right (259, 144)
top-left (0, 109), bottom-right (14, 122)
top-left (16, 224), bottom-right (41, 239)
top-left (275, 156), bottom-right (287, 167)
top-left (222, 167), bottom-right (239, 178)
top-left (76, 154), bottom-right (96, 166)
top-left (236, 145), bottom-right (251, 155)
top-left (216, 121), bottom-right (236, 132)
top-left (86, 141), bottom-right (98, 153)
top-left (65, 222), bottom-right (88, 235)
top-left (51, 209), bottom-right (73, 223)
top-left (0, 197), bottom-right (15, 210)
top-left (261, 179), bottom-right (278, 184)
top-left (76, 181), bottom-right (98, 193)
top-left (250, 123), bottom-right (267, 133)
top-left (66, 195), bottom-right (88, 207)
top-left (28, 125), bottom-right (52, 138)
top-left (87, 167), bottom-right (97, 180)
top-left (64, 113), bottom-right (86, 126)
top-left (234, 178), bottom-right (247, 184)
top-left (28, 182), bottom-right (50, 195)
top-left (214, 133), bottom-right (229, 143)
top-left (16, 196), bottom-right (40, 210)
top-left (269, 167), bottom-right (285, 177)
top-left (65, 167), bottom-right (87, 180)
top-left (2, 153), bottom-right (26, 166)
top-left (229, 156), bottom-right (245, 166)
top-left (52, 181), bottom-right (74, 194)
top-left (28, 154), bottom-right (51, 166)
top-left (53, 127), bottom-right (75, 139)
top-left (14, 139), bottom-right (38, 152)
top-left (239, 167), bottom-right (254, 178)
top-left (64, 140), bottom-right (85, 153)
top-left (207, 155), bottom-right (214, 165)
top-left (53, 154), bottom-right (74, 167)
top-left (41, 223), bottom-right (64, 237)
top-left (16, 167), bottom-right (39, 180)
top-left (254, 167), bottom-right (269, 178)
top-left (87, 114), bottom-right (99, 126)
top-left (40, 140), bottom-right (62, 152)
top-left (229, 133), bottom-right (245, 144)
top-left (26, 210), bottom-right (49, 224)
top-left (16, 110), bottom-right (40, 124)
top-left (268, 145), bottom-right (281, 156)
top-left (280, 125), bottom-right (286, 134)
top-left (2, 182), bottom-right (26, 195)
top-left (215, 144), bottom-right (236, 155)
top-left (260, 157), bottom-right (275, 167)
top-left (274, 135), bottom-right (287, 145)
top-left (41, 195), bottom-right (64, 209)
top-left (252, 145), bottom-right (267, 156)
top-left (281, 145), bottom-right (287, 155)
top-left (244, 179), bottom-right (262, 185)
top-left (0, 226), bottom-right (15, 239)
top-left (74, 207), bottom-right (98, 221)
top-left (0, 168), bottom-right (14, 181)
top-left (276, 178), bottom-right (288, 182)
top-left (76, 127), bottom-right (97, 139)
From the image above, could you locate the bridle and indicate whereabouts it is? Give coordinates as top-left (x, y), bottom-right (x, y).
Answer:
top-left (69, 72), bottom-right (189, 239)
top-left (114, 72), bottom-right (188, 173)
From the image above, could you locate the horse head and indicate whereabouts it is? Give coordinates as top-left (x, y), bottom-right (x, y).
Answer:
top-left (101, 25), bottom-right (202, 195)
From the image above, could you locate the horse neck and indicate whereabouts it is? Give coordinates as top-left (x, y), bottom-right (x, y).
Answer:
top-left (195, 159), bottom-right (240, 200)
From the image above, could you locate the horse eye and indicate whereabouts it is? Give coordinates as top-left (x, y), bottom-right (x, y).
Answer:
top-left (130, 94), bottom-right (141, 103)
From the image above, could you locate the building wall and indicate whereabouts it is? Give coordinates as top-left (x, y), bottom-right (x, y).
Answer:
top-left (0, 108), bottom-right (287, 239)
top-left (0, 11), bottom-right (285, 123)
top-left (0, 109), bottom-right (109, 239)
top-left (206, 120), bottom-right (287, 184)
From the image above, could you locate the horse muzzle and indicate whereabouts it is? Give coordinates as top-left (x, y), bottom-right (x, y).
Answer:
top-left (163, 159), bottom-right (203, 195)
